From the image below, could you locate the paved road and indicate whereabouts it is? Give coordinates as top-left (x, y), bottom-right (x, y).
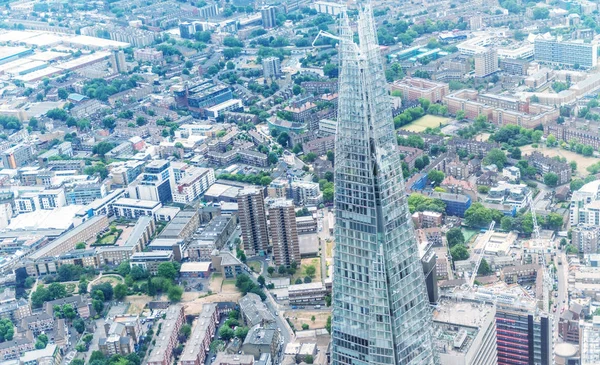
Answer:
top-left (553, 251), bottom-right (568, 344)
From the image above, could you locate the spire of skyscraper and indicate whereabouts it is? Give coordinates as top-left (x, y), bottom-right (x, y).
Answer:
top-left (331, 5), bottom-right (438, 365)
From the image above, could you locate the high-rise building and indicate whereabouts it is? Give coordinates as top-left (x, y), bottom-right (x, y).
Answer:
top-left (262, 57), bottom-right (281, 79)
top-left (237, 189), bottom-right (269, 256)
top-left (580, 316), bottom-right (600, 364)
top-left (495, 302), bottom-right (552, 365)
top-left (474, 48), bottom-right (498, 77)
top-left (128, 160), bottom-right (173, 203)
top-left (111, 50), bottom-right (127, 73)
top-left (534, 38), bottom-right (598, 68)
top-left (268, 199), bottom-right (300, 267)
top-left (261, 6), bottom-right (277, 29)
top-left (331, 7), bottom-right (437, 365)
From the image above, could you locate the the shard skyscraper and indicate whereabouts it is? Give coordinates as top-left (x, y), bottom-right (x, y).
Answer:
top-left (331, 6), bottom-right (438, 365)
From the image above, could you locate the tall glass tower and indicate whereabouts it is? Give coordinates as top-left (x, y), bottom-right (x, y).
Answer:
top-left (331, 6), bottom-right (437, 365)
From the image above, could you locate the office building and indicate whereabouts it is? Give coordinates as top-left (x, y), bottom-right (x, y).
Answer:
top-left (534, 38), bottom-right (598, 68)
top-left (431, 192), bottom-right (472, 217)
top-left (237, 189), bottom-right (269, 256)
top-left (268, 200), bottom-right (300, 267)
top-left (331, 7), bottom-right (437, 365)
top-left (260, 6), bottom-right (277, 28)
top-left (262, 57), bottom-right (281, 79)
top-left (128, 160), bottom-right (173, 203)
top-left (496, 302), bottom-right (552, 365)
top-left (474, 48), bottom-right (498, 77)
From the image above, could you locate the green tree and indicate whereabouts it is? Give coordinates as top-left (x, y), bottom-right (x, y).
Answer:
top-left (546, 134), bottom-right (557, 147)
top-left (0, 319), bottom-right (14, 342)
top-left (571, 179), bottom-right (584, 192)
top-left (446, 228), bottom-right (465, 248)
top-left (257, 275), bottom-right (266, 286)
top-left (456, 110), bottom-right (466, 121)
top-left (136, 116), bottom-right (147, 126)
top-left (305, 265), bottom-right (316, 277)
top-left (75, 242), bottom-right (86, 249)
top-left (73, 318), bottom-right (85, 334)
top-left (219, 326), bottom-right (235, 341)
top-left (450, 244), bottom-right (470, 261)
top-left (582, 145), bottom-right (594, 157)
top-left (305, 355), bottom-right (314, 364)
top-left (267, 266), bottom-right (275, 276)
top-left (302, 323), bottom-right (309, 330)
top-left (235, 326), bottom-right (249, 340)
top-left (427, 170), bottom-right (445, 186)
top-left (543, 172), bottom-right (559, 187)
top-left (114, 284), bottom-right (128, 300)
top-left (565, 244), bottom-right (578, 254)
top-left (483, 148), bottom-right (507, 169)
top-left (477, 258), bottom-right (493, 276)
top-left (168, 285), bottom-right (183, 302)
top-left (92, 141), bottom-right (115, 158)
top-left (157, 262), bottom-right (178, 280)
top-left (501, 216), bottom-right (513, 231)
top-left (278, 265), bottom-right (286, 275)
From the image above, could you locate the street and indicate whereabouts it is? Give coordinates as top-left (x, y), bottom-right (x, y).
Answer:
top-left (553, 251), bottom-right (568, 344)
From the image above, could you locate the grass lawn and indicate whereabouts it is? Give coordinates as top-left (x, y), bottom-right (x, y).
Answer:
top-left (95, 275), bottom-right (123, 287)
top-left (292, 258), bottom-right (321, 284)
top-left (462, 228), bottom-right (479, 244)
top-left (400, 115), bottom-right (450, 133)
top-left (520, 144), bottom-right (599, 177)
top-left (96, 233), bottom-right (118, 245)
top-left (247, 261), bottom-right (261, 273)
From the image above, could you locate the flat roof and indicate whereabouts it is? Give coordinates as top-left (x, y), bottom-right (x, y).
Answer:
top-left (29, 215), bottom-right (106, 260)
top-left (180, 261), bottom-right (211, 272)
top-left (112, 198), bottom-right (161, 209)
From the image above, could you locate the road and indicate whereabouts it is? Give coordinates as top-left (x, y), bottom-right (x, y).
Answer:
top-left (553, 251), bottom-right (568, 344)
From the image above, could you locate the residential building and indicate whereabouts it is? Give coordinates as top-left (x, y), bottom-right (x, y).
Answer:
top-left (0, 338), bottom-right (34, 361)
top-left (500, 264), bottom-right (540, 284)
top-left (146, 305), bottom-right (184, 365)
top-left (21, 313), bottom-right (54, 336)
top-left (262, 57), bottom-right (281, 79)
top-left (172, 167), bottom-right (215, 204)
top-left (128, 160), bottom-right (173, 203)
top-left (573, 226), bottom-right (600, 254)
top-left (390, 78), bottom-right (449, 102)
top-left (242, 325), bottom-right (280, 361)
top-left (20, 344), bottom-right (61, 365)
top-left (237, 189), bottom-right (269, 256)
top-left (2, 144), bottom-right (33, 169)
top-left (559, 305), bottom-right (583, 344)
top-left (288, 282), bottom-right (327, 304)
top-left (534, 38), bottom-right (598, 68)
top-left (331, 8), bottom-right (437, 365)
top-left (411, 211), bottom-right (443, 229)
top-left (485, 182), bottom-right (532, 210)
top-left (474, 48), bottom-right (498, 77)
top-left (239, 293), bottom-right (275, 327)
top-left (268, 200), bottom-right (300, 267)
top-left (570, 180), bottom-right (600, 226)
top-left (526, 151), bottom-right (571, 185)
top-left (129, 252), bottom-right (173, 275)
top-left (65, 183), bottom-right (107, 205)
top-left (111, 50), bottom-right (127, 73)
top-left (44, 296), bottom-right (90, 319)
top-left (28, 215), bottom-right (109, 265)
top-left (111, 198), bottom-right (162, 219)
top-left (159, 210), bottom-right (200, 240)
top-left (289, 181), bottom-right (322, 206)
top-left (179, 262), bottom-right (211, 278)
top-left (133, 48), bottom-right (163, 63)
top-left (260, 6), bottom-right (276, 28)
top-left (546, 119), bottom-right (600, 150)
top-left (311, 1), bottom-right (346, 15)
top-left (180, 303), bottom-right (218, 365)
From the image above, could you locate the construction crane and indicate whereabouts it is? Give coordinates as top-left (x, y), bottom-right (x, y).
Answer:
top-left (530, 197), bottom-right (551, 313)
top-left (469, 220), bottom-right (496, 289)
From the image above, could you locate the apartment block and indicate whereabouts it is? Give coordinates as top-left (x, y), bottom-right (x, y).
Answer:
top-left (474, 48), bottom-right (498, 77)
top-left (180, 303), bottom-right (218, 365)
top-left (390, 78), bottom-right (449, 102)
top-left (111, 198), bottom-right (162, 219)
top-left (546, 120), bottom-right (600, 150)
top-left (526, 151), bottom-right (571, 186)
top-left (268, 200), bottom-right (300, 267)
top-left (129, 252), bottom-right (172, 275)
top-left (172, 167), bottom-right (215, 204)
top-left (147, 305), bottom-right (184, 365)
top-left (534, 38), bottom-right (597, 68)
top-left (237, 189), bottom-right (269, 256)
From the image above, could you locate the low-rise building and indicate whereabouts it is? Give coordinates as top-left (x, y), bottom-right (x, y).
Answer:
top-left (147, 305), bottom-right (185, 365)
top-left (288, 282), bottom-right (327, 304)
top-left (180, 303), bottom-right (218, 365)
top-left (526, 151), bottom-right (571, 186)
top-left (129, 252), bottom-right (173, 275)
top-left (239, 293), bottom-right (275, 328)
top-left (211, 251), bottom-right (244, 278)
top-left (241, 325), bottom-right (280, 361)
